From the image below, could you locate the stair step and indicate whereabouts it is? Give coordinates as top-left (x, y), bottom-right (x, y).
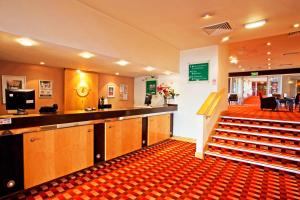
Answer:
top-left (208, 142), bottom-right (300, 162)
top-left (218, 122), bottom-right (300, 132)
top-left (215, 128), bottom-right (300, 142)
top-left (221, 115), bottom-right (300, 125)
top-left (212, 135), bottom-right (300, 151)
top-left (205, 151), bottom-right (300, 174)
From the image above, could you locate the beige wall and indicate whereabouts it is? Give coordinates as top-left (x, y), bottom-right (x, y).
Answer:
top-left (99, 74), bottom-right (134, 108)
top-left (0, 60), bottom-right (134, 114)
top-left (0, 60), bottom-right (64, 114)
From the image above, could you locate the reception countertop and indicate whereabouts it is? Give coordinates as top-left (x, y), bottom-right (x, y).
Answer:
top-left (0, 105), bottom-right (177, 130)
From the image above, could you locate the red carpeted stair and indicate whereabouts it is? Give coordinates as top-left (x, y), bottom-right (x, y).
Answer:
top-left (206, 115), bottom-right (300, 174)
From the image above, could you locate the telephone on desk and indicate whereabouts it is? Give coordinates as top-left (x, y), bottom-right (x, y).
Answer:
top-left (39, 104), bottom-right (58, 113)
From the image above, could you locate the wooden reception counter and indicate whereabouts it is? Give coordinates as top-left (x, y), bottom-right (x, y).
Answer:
top-left (0, 105), bottom-right (177, 197)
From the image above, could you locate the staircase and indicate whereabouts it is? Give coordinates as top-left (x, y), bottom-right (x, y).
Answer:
top-left (205, 115), bottom-right (300, 174)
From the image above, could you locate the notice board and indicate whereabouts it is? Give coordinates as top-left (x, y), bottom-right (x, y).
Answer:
top-left (188, 63), bottom-right (209, 81)
top-left (146, 80), bottom-right (157, 95)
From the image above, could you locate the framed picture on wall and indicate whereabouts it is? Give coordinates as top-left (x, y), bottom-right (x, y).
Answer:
top-left (119, 84), bottom-right (128, 100)
top-left (2, 75), bottom-right (26, 104)
top-left (39, 80), bottom-right (53, 98)
top-left (107, 84), bottom-right (115, 98)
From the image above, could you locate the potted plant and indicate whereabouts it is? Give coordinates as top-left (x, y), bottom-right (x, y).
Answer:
top-left (157, 83), bottom-right (179, 105)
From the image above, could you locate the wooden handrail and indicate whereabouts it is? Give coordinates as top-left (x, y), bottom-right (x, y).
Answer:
top-left (197, 89), bottom-right (225, 117)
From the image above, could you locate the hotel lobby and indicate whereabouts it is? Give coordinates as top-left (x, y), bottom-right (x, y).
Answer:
top-left (0, 0), bottom-right (300, 199)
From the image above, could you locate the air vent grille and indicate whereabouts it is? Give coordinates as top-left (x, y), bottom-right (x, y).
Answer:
top-left (282, 52), bottom-right (300, 56)
top-left (288, 31), bottom-right (300, 37)
top-left (202, 22), bottom-right (232, 36)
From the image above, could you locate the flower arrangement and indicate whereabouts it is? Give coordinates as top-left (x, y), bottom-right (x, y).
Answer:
top-left (157, 83), bottom-right (179, 103)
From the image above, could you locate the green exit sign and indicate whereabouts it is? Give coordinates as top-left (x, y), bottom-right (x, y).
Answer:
top-left (251, 72), bottom-right (258, 76)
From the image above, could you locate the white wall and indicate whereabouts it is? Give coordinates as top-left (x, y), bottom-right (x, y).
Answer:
top-left (135, 45), bottom-right (222, 140)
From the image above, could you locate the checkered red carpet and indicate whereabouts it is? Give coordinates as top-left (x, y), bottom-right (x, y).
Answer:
top-left (5, 140), bottom-right (300, 200)
top-left (223, 104), bottom-right (300, 121)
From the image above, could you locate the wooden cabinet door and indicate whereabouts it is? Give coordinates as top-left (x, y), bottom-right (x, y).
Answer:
top-left (105, 118), bottom-right (142, 160)
top-left (24, 130), bottom-right (56, 189)
top-left (148, 114), bottom-right (170, 146)
top-left (24, 125), bottom-right (93, 189)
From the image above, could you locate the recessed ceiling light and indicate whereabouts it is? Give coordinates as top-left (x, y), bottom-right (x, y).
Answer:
top-left (293, 23), bottom-right (299, 28)
top-left (115, 60), bottom-right (130, 66)
top-left (267, 42), bottom-right (271, 46)
top-left (163, 71), bottom-right (172, 75)
top-left (202, 13), bottom-right (212, 19)
top-left (267, 58), bottom-right (271, 61)
top-left (79, 51), bottom-right (95, 59)
top-left (40, 61), bottom-right (45, 65)
top-left (241, 68), bottom-right (245, 72)
top-left (222, 36), bottom-right (230, 42)
top-left (144, 66), bottom-right (155, 71)
top-left (267, 51), bottom-right (271, 55)
top-left (268, 66), bottom-right (272, 69)
top-left (230, 57), bottom-right (238, 64)
top-left (268, 63), bottom-right (271, 66)
top-left (244, 19), bottom-right (267, 29)
top-left (16, 37), bottom-right (37, 46)
top-left (115, 72), bottom-right (119, 75)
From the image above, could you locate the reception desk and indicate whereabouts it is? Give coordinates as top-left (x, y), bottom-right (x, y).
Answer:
top-left (0, 105), bottom-right (177, 197)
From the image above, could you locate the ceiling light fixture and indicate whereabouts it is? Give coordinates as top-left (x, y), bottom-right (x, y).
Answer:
top-left (79, 51), bottom-right (95, 59)
top-left (40, 61), bottom-right (45, 65)
top-left (163, 71), bottom-right (172, 75)
top-left (222, 36), bottom-right (230, 42)
top-left (293, 23), bottom-right (299, 28)
top-left (229, 57), bottom-right (238, 64)
top-left (244, 19), bottom-right (266, 29)
top-left (144, 66), bottom-right (155, 71)
top-left (267, 51), bottom-right (271, 55)
top-left (16, 37), bottom-right (37, 46)
top-left (268, 63), bottom-right (271, 66)
top-left (202, 13), bottom-right (212, 19)
top-left (115, 72), bottom-right (120, 75)
top-left (267, 58), bottom-right (271, 61)
top-left (115, 60), bottom-right (130, 66)
top-left (241, 68), bottom-right (245, 72)
top-left (267, 42), bottom-right (271, 46)
top-left (268, 66), bottom-right (272, 69)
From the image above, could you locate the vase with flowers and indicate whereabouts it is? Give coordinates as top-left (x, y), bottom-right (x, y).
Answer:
top-left (157, 83), bottom-right (179, 105)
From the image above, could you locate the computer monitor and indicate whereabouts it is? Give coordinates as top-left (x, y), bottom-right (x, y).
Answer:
top-left (144, 94), bottom-right (152, 106)
top-left (5, 89), bottom-right (35, 115)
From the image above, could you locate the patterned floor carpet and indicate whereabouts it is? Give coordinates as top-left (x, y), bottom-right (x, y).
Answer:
top-left (223, 104), bottom-right (300, 121)
top-left (5, 139), bottom-right (300, 200)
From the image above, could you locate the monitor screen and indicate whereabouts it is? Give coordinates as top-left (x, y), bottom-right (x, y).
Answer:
top-left (5, 89), bottom-right (35, 110)
top-left (144, 94), bottom-right (152, 105)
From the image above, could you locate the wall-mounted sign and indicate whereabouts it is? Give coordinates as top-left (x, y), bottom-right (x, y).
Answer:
top-left (251, 72), bottom-right (258, 76)
top-left (188, 63), bottom-right (209, 81)
top-left (146, 80), bottom-right (157, 95)
top-left (39, 80), bottom-right (53, 98)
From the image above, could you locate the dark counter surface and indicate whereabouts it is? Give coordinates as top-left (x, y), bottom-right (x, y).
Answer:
top-left (0, 105), bottom-right (177, 130)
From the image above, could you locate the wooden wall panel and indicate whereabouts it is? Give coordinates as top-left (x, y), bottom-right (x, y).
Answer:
top-left (64, 69), bottom-right (99, 111)
top-left (148, 114), bottom-right (171, 146)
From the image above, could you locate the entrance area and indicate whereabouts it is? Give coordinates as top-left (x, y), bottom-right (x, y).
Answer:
top-left (229, 74), bottom-right (300, 106)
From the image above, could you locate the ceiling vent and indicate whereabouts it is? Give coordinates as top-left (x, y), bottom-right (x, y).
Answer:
top-left (279, 63), bottom-right (293, 66)
top-left (282, 52), bottom-right (300, 56)
top-left (202, 22), bottom-right (232, 36)
top-left (288, 31), bottom-right (300, 37)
